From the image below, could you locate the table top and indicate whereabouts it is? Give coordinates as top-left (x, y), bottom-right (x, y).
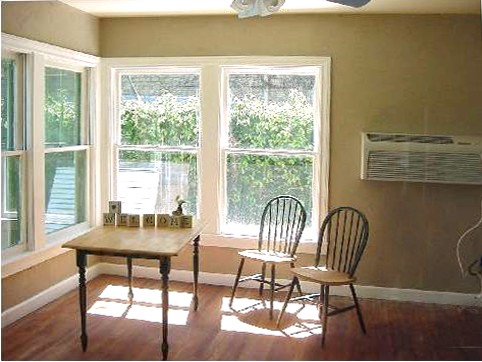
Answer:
top-left (62, 221), bottom-right (205, 257)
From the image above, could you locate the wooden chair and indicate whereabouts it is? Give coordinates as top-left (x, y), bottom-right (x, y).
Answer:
top-left (276, 206), bottom-right (369, 346)
top-left (229, 195), bottom-right (307, 319)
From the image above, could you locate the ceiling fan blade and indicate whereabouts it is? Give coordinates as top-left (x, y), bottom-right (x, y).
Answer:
top-left (326, 0), bottom-right (371, 8)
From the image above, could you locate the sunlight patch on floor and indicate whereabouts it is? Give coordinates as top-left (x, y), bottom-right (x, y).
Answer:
top-left (88, 300), bottom-right (189, 325)
top-left (126, 305), bottom-right (189, 325)
top-left (98, 284), bottom-right (193, 307)
top-left (87, 301), bottom-right (129, 317)
top-left (220, 296), bottom-right (323, 338)
top-left (221, 296), bottom-right (320, 321)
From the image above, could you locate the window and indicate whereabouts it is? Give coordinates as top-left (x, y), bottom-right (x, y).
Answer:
top-left (221, 67), bottom-right (320, 238)
top-left (1, 52), bottom-right (25, 252)
top-left (2, 34), bottom-right (99, 270)
top-left (108, 57), bottom-right (329, 248)
top-left (44, 66), bottom-right (88, 235)
top-left (114, 70), bottom-right (200, 215)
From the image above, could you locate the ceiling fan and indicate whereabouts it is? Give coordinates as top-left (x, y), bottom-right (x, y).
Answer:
top-left (231, 0), bottom-right (371, 18)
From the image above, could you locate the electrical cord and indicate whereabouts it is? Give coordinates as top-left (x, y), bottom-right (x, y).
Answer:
top-left (456, 197), bottom-right (482, 299)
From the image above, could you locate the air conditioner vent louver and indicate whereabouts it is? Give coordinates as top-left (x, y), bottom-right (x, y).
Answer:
top-left (367, 151), bottom-right (482, 184)
top-left (367, 133), bottom-right (454, 144)
top-left (361, 133), bottom-right (482, 185)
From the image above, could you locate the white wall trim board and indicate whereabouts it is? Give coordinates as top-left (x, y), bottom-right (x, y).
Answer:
top-left (1, 263), bottom-right (102, 328)
top-left (2, 262), bottom-right (480, 328)
top-left (100, 263), bottom-right (481, 307)
top-left (2, 33), bottom-right (99, 66)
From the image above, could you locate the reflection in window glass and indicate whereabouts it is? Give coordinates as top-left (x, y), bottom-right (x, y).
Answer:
top-left (45, 67), bottom-right (81, 148)
top-left (1, 58), bottom-right (16, 151)
top-left (226, 154), bottom-right (313, 236)
top-left (120, 73), bottom-right (200, 147)
top-left (225, 70), bottom-right (317, 237)
top-left (228, 73), bottom-right (315, 150)
top-left (117, 150), bottom-right (198, 214)
top-left (45, 151), bottom-right (86, 234)
top-left (1, 156), bottom-right (22, 249)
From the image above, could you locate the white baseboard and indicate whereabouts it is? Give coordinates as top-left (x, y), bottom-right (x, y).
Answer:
top-left (1, 263), bottom-right (102, 328)
top-left (99, 262), bottom-right (481, 307)
top-left (2, 262), bottom-right (480, 328)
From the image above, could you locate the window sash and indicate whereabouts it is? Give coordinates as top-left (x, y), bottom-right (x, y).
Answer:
top-left (1, 52), bottom-right (25, 152)
top-left (113, 68), bottom-right (202, 212)
top-left (220, 66), bottom-right (322, 241)
top-left (44, 65), bottom-right (89, 148)
top-left (1, 153), bottom-right (27, 249)
top-left (44, 148), bottom-right (89, 237)
top-left (114, 68), bottom-right (202, 147)
top-left (43, 64), bottom-right (90, 240)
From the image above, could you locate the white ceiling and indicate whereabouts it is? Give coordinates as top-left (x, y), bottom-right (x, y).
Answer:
top-left (59, 0), bottom-right (481, 17)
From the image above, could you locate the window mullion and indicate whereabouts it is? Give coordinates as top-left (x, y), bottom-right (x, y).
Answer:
top-left (27, 52), bottom-right (46, 251)
top-left (199, 65), bottom-right (222, 234)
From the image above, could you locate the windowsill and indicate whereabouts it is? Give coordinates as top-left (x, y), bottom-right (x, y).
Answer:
top-left (1, 229), bottom-right (317, 278)
top-left (201, 233), bottom-right (317, 254)
top-left (1, 226), bottom-right (94, 278)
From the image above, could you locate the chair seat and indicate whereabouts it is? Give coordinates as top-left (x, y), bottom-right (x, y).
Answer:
top-left (239, 250), bottom-right (296, 264)
top-left (291, 266), bottom-right (356, 286)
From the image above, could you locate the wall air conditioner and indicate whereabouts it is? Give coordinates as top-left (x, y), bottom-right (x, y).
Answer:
top-left (361, 132), bottom-right (482, 185)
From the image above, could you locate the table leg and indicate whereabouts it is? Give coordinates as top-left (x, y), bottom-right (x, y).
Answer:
top-left (76, 250), bottom-right (88, 352)
top-left (127, 257), bottom-right (134, 302)
top-left (160, 256), bottom-right (171, 360)
top-left (193, 235), bottom-right (200, 311)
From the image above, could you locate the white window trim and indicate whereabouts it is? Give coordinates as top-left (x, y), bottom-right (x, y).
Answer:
top-left (1, 34), bottom-right (100, 277)
top-left (43, 61), bottom-right (91, 242)
top-left (111, 67), bottom-right (202, 215)
top-left (219, 65), bottom-right (324, 244)
top-left (103, 56), bottom-right (330, 254)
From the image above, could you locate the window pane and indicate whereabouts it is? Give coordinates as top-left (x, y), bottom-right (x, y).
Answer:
top-left (45, 151), bottom-right (86, 234)
top-left (118, 150), bottom-right (198, 215)
top-left (45, 67), bottom-right (81, 148)
top-left (1, 156), bottom-right (23, 249)
top-left (228, 73), bottom-right (315, 150)
top-left (225, 153), bottom-right (313, 236)
top-left (1, 58), bottom-right (16, 151)
top-left (120, 73), bottom-right (200, 147)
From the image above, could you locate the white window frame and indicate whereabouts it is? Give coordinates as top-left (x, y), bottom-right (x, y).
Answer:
top-left (1, 50), bottom-right (27, 259)
top-left (103, 56), bottom-right (330, 254)
top-left (219, 65), bottom-right (324, 242)
top-left (111, 67), bottom-right (202, 215)
top-left (43, 61), bottom-right (91, 243)
top-left (1, 34), bottom-right (100, 278)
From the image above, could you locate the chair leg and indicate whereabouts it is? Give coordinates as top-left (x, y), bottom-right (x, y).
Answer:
top-left (269, 264), bottom-right (275, 320)
top-left (318, 284), bottom-right (325, 319)
top-left (321, 285), bottom-right (329, 347)
top-left (349, 283), bottom-right (366, 334)
top-left (229, 258), bottom-right (245, 307)
top-left (259, 263), bottom-right (266, 297)
top-left (290, 262), bottom-right (303, 297)
top-left (276, 276), bottom-right (297, 328)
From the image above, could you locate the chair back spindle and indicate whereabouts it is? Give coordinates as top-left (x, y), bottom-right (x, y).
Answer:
top-left (315, 207), bottom-right (369, 276)
top-left (259, 195), bottom-right (307, 256)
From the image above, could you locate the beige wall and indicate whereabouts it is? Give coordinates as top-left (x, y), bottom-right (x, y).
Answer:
top-left (1, 10), bottom-right (481, 312)
top-left (2, 252), bottom-right (99, 310)
top-left (100, 14), bottom-right (482, 294)
top-left (1, 1), bottom-right (100, 55)
top-left (1, 1), bottom-right (100, 311)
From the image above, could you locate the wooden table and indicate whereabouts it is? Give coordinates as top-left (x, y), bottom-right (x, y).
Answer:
top-left (62, 222), bottom-right (204, 360)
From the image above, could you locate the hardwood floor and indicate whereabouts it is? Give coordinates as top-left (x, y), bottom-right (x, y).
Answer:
top-left (2, 275), bottom-right (482, 360)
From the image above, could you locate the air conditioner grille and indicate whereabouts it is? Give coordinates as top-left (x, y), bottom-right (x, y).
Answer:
top-left (367, 133), bottom-right (454, 144)
top-left (367, 151), bottom-right (482, 184)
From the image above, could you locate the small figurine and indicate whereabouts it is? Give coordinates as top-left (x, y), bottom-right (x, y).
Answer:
top-left (172, 195), bottom-right (186, 216)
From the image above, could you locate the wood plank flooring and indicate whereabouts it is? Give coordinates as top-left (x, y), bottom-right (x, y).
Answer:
top-left (2, 275), bottom-right (482, 360)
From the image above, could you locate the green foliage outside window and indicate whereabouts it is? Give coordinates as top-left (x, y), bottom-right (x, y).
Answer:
top-left (120, 89), bottom-right (315, 226)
